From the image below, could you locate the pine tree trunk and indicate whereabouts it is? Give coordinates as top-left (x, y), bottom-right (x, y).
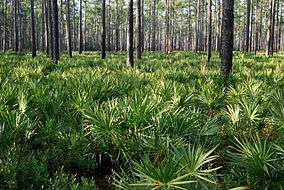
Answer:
top-left (44, 0), bottom-right (50, 55)
top-left (101, 0), bottom-right (106, 59)
top-left (216, 0), bottom-right (221, 52)
top-left (136, 0), bottom-right (142, 59)
top-left (245, 0), bottom-right (251, 52)
top-left (2, 0), bottom-right (7, 52)
top-left (254, 0), bottom-right (259, 54)
top-left (187, 0), bottom-right (192, 51)
top-left (14, 0), bottom-right (19, 52)
top-left (207, 0), bottom-right (212, 62)
top-left (151, 0), bottom-right (156, 51)
top-left (266, 0), bottom-right (276, 56)
top-left (278, 3), bottom-right (282, 51)
top-left (195, 0), bottom-right (200, 52)
top-left (66, 0), bottom-right (72, 58)
top-left (78, 0), bottom-right (83, 54)
top-left (249, 1), bottom-right (253, 51)
top-left (48, 0), bottom-right (54, 58)
top-left (126, 0), bottom-right (134, 67)
top-left (275, 0), bottom-right (279, 52)
top-left (107, 0), bottom-right (111, 51)
top-left (30, 0), bottom-right (36, 58)
top-left (41, 0), bottom-right (45, 51)
top-left (115, 0), bottom-right (120, 51)
top-left (141, 0), bottom-right (145, 52)
top-left (220, 0), bottom-right (234, 80)
top-left (52, 0), bottom-right (60, 63)
top-left (18, 1), bottom-right (22, 51)
top-left (165, 0), bottom-right (170, 53)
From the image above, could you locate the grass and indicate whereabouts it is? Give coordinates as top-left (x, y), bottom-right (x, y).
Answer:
top-left (0, 51), bottom-right (284, 190)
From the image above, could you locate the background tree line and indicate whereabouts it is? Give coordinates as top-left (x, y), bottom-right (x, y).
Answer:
top-left (0, 0), bottom-right (282, 77)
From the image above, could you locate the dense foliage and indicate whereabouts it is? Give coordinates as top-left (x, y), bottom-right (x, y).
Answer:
top-left (0, 52), bottom-right (284, 189)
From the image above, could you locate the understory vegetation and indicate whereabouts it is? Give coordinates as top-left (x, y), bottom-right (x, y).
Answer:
top-left (0, 51), bottom-right (284, 190)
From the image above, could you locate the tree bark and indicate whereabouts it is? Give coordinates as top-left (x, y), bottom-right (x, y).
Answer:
top-left (165, 0), bottom-right (170, 53)
top-left (151, 0), bottom-right (157, 51)
top-left (14, 0), bottom-right (19, 52)
top-left (245, 0), bottom-right (251, 52)
top-left (141, 0), bottom-right (145, 52)
top-left (187, 0), bottom-right (192, 51)
top-left (48, 0), bottom-right (54, 58)
top-left (115, 0), bottom-right (120, 51)
top-left (2, 0), bottom-right (7, 52)
top-left (52, 0), bottom-right (60, 63)
top-left (266, 0), bottom-right (276, 56)
top-left (207, 0), bottom-right (212, 62)
top-left (254, 0), bottom-right (259, 54)
top-left (126, 0), bottom-right (134, 67)
top-left (195, 0), bottom-right (200, 52)
top-left (66, 0), bottom-right (72, 58)
top-left (278, 2), bottom-right (282, 51)
top-left (136, 0), bottom-right (142, 59)
top-left (41, 0), bottom-right (45, 51)
top-left (220, 0), bottom-right (234, 80)
top-left (30, 0), bottom-right (36, 58)
top-left (275, 0), bottom-right (279, 52)
top-left (78, 0), bottom-right (83, 54)
top-left (101, 0), bottom-right (106, 59)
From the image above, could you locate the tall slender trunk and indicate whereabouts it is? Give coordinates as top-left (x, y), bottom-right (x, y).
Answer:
top-left (245, 0), bottom-right (251, 52)
top-left (14, 0), bottom-right (19, 52)
top-left (136, 0), bottom-right (142, 59)
top-left (30, 0), bottom-right (36, 58)
top-left (101, 0), bottom-right (106, 59)
top-left (150, 0), bottom-right (156, 51)
top-left (249, 1), bottom-right (253, 51)
top-left (2, 0), bottom-right (7, 52)
top-left (41, 0), bottom-right (45, 51)
top-left (259, 5), bottom-right (263, 50)
top-left (275, 0), bottom-right (279, 52)
top-left (266, 0), bottom-right (276, 56)
top-left (72, 0), bottom-right (76, 50)
top-left (107, 0), bottom-right (111, 51)
top-left (44, 0), bottom-right (50, 55)
top-left (48, 0), bottom-right (54, 58)
top-left (78, 0), bottom-right (83, 53)
top-left (207, 0), bottom-right (212, 62)
top-left (115, 0), bottom-right (120, 51)
top-left (278, 2), bottom-right (282, 51)
top-left (216, 0), bottom-right (221, 52)
top-left (126, 0), bottom-right (134, 67)
top-left (52, 0), bottom-right (60, 63)
top-left (148, 4), bottom-right (152, 51)
top-left (66, 0), bottom-right (72, 58)
top-left (187, 0), bottom-right (192, 51)
top-left (220, 0), bottom-right (234, 81)
top-left (141, 0), bottom-right (145, 52)
top-left (254, 0), bottom-right (259, 54)
top-left (165, 0), bottom-right (170, 53)
top-left (18, 0), bottom-right (22, 51)
top-left (195, 0), bottom-right (200, 52)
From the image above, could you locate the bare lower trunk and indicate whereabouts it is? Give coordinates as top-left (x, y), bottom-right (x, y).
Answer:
top-left (66, 0), bottom-right (72, 58)
top-left (220, 0), bottom-right (234, 80)
top-left (126, 0), bottom-right (134, 67)
top-left (101, 0), bottom-right (106, 59)
top-left (136, 0), bottom-right (142, 59)
top-left (207, 0), bottom-right (212, 62)
top-left (30, 0), bottom-right (36, 58)
top-left (266, 0), bottom-right (276, 56)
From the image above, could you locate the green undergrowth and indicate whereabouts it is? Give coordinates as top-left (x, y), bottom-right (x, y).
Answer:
top-left (0, 51), bottom-right (284, 190)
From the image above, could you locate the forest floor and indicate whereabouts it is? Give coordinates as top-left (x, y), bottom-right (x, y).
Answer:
top-left (0, 51), bottom-right (284, 190)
